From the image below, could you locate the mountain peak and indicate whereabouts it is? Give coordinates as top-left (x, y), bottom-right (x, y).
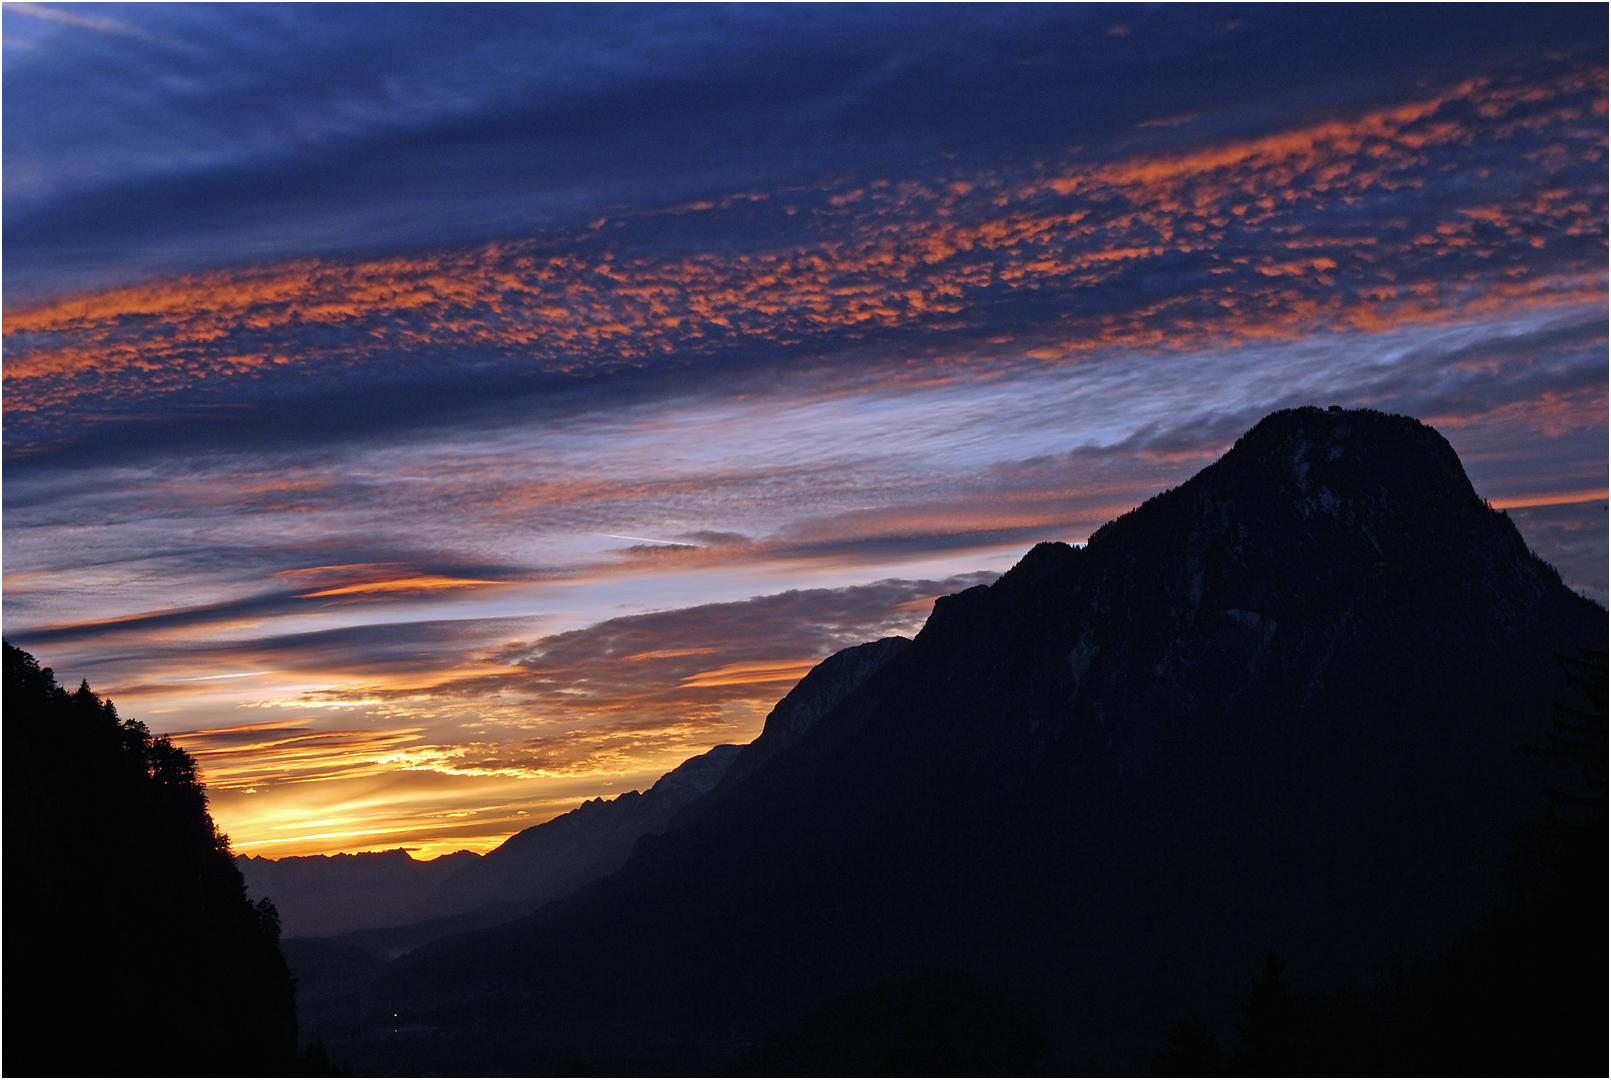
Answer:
top-left (1090, 407), bottom-right (1483, 551)
top-left (1227, 404), bottom-right (1474, 501)
top-left (331, 410), bottom-right (1604, 1075)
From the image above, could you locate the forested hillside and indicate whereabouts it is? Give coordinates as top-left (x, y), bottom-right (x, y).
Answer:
top-left (4, 642), bottom-right (300, 1075)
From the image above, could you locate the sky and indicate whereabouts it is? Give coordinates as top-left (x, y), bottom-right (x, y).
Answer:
top-left (4, 3), bottom-right (1606, 859)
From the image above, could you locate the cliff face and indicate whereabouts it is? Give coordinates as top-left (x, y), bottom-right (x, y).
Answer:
top-left (343, 408), bottom-right (1603, 1073)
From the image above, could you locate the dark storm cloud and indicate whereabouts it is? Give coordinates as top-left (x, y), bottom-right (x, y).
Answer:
top-left (5, 4), bottom-right (1602, 300)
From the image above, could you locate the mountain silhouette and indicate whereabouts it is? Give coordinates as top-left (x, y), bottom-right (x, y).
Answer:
top-left (422, 741), bottom-right (743, 928)
top-left (670, 636), bottom-right (912, 829)
top-left (239, 847), bottom-right (484, 940)
top-left (4, 641), bottom-right (300, 1076)
top-left (254, 638), bottom-right (911, 960)
top-left (241, 748), bottom-right (741, 945)
top-left (297, 408), bottom-right (1604, 1074)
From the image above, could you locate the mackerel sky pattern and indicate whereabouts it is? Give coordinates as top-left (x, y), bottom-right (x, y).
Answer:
top-left (4, 5), bottom-right (1605, 857)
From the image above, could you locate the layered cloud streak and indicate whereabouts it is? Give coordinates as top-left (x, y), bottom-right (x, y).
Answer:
top-left (6, 61), bottom-right (1604, 450)
top-left (3, 9), bottom-right (1603, 857)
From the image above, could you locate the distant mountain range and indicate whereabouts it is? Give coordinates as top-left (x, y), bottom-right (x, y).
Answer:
top-left (285, 408), bottom-right (1605, 1074)
top-left (239, 848), bottom-right (482, 941)
top-left (242, 636), bottom-right (910, 951)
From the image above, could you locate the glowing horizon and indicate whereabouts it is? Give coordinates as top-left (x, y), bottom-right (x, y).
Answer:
top-left (5, 6), bottom-right (1604, 859)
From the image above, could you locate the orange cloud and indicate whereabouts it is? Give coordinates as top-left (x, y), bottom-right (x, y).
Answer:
top-left (5, 64), bottom-right (1603, 430)
top-left (1489, 490), bottom-right (1608, 510)
top-left (172, 719), bottom-right (429, 788)
top-left (678, 659), bottom-right (821, 688)
top-left (294, 575), bottom-right (505, 599)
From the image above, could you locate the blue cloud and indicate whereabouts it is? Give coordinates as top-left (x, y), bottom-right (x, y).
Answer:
top-left (6, 4), bottom-right (1601, 298)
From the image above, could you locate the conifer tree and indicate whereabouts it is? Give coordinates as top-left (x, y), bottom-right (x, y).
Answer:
top-left (1522, 648), bottom-right (1607, 814)
top-left (3, 641), bottom-right (299, 1075)
top-left (1232, 952), bottom-right (1303, 1075)
top-left (1152, 1014), bottom-right (1222, 1076)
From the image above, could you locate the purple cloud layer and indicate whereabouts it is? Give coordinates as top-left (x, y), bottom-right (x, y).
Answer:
top-left (3, 6), bottom-right (1602, 856)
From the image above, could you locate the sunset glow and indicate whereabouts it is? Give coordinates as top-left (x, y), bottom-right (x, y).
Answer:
top-left (5, 6), bottom-right (1604, 858)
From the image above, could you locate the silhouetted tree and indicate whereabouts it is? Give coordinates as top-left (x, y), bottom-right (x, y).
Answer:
top-left (1522, 648), bottom-right (1607, 814)
top-left (1152, 1014), bottom-right (1222, 1076)
top-left (3, 642), bottom-right (299, 1076)
top-left (1231, 953), bottom-right (1305, 1075)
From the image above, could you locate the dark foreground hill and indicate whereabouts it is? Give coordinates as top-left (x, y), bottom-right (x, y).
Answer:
top-left (3, 642), bottom-right (300, 1076)
top-left (305, 408), bottom-right (1606, 1074)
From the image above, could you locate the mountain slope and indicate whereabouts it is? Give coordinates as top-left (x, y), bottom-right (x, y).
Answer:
top-left (669, 636), bottom-right (911, 829)
top-left (329, 408), bottom-right (1604, 1074)
top-left (432, 637), bottom-right (912, 922)
top-left (239, 848), bottom-right (484, 939)
top-left (242, 746), bottom-right (740, 942)
top-left (421, 742), bottom-right (743, 923)
top-left (259, 639), bottom-right (912, 956)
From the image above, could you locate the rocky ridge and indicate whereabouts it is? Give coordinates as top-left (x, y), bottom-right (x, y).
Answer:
top-left (305, 408), bottom-right (1606, 1074)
